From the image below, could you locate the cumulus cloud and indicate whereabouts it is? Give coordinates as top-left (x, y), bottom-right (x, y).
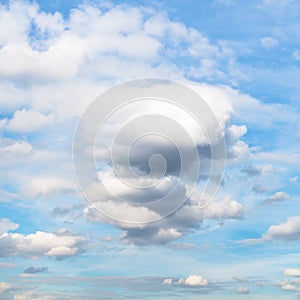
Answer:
top-left (0, 0), bottom-right (285, 251)
top-left (240, 216), bottom-right (300, 244)
top-left (1, 109), bottom-right (53, 133)
top-left (178, 275), bottom-right (209, 287)
top-left (263, 216), bottom-right (300, 241)
top-left (85, 195), bottom-right (244, 245)
top-left (0, 1), bottom-right (239, 84)
top-left (0, 221), bottom-right (85, 259)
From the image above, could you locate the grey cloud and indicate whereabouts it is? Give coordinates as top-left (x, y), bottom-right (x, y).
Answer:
top-left (86, 196), bottom-right (244, 245)
top-left (253, 184), bottom-right (269, 193)
top-left (263, 191), bottom-right (290, 205)
top-left (242, 164), bottom-right (275, 177)
top-left (23, 266), bottom-right (48, 274)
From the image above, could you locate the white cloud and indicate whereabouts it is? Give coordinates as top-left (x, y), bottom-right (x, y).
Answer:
top-left (0, 222), bottom-right (85, 259)
top-left (263, 216), bottom-right (300, 241)
top-left (261, 37), bottom-right (279, 49)
top-left (13, 292), bottom-right (54, 300)
top-left (236, 286), bottom-right (250, 294)
top-left (241, 216), bottom-right (300, 244)
top-left (162, 278), bottom-right (173, 285)
top-left (0, 1), bottom-right (239, 84)
top-left (0, 218), bottom-right (19, 235)
top-left (281, 281), bottom-right (300, 291)
top-left (284, 268), bottom-right (300, 277)
top-left (179, 275), bottom-right (209, 287)
top-left (2, 141), bottom-right (33, 155)
top-left (21, 176), bottom-right (76, 198)
top-left (0, 82), bottom-right (28, 113)
top-left (201, 196), bottom-right (244, 219)
top-left (2, 109), bottom-right (53, 133)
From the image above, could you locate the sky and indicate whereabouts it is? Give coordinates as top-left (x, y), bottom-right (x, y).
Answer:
top-left (0, 0), bottom-right (300, 299)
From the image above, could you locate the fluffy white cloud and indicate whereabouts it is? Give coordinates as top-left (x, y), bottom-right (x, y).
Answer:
top-left (0, 1), bottom-right (241, 86)
top-left (179, 275), bottom-right (209, 287)
top-left (201, 196), bottom-right (244, 219)
top-left (2, 109), bottom-right (53, 132)
top-left (241, 216), bottom-right (300, 244)
top-left (0, 222), bottom-right (85, 259)
top-left (264, 216), bottom-right (300, 241)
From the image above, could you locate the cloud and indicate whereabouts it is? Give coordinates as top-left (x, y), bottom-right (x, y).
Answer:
top-left (240, 216), bottom-right (300, 244)
top-left (0, 222), bottom-right (86, 259)
top-left (0, 218), bottom-right (19, 235)
top-left (1, 140), bottom-right (33, 156)
top-left (253, 184), bottom-right (269, 193)
top-left (162, 278), bottom-right (173, 285)
top-left (200, 196), bottom-right (244, 219)
top-left (2, 109), bottom-right (53, 133)
top-left (242, 164), bottom-right (275, 176)
top-left (236, 286), bottom-right (250, 294)
top-left (23, 266), bottom-right (48, 274)
top-left (261, 37), bottom-right (279, 49)
top-left (264, 191), bottom-right (290, 204)
top-left (0, 282), bottom-right (11, 294)
top-left (284, 269), bottom-right (300, 277)
top-left (293, 49), bottom-right (300, 60)
top-left (281, 281), bottom-right (300, 292)
top-left (0, 1), bottom-right (238, 83)
top-left (263, 216), bottom-right (300, 241)
top-left (13, 292), bottom-right (54, 300)
top-left (21, 176), bottom-right (76, 198)
top-left (86, 195), bottom-right (244, 245)
top-left (178, 275), bottom-right (209, 287)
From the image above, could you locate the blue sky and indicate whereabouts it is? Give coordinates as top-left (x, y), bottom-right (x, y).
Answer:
top-left (0, 0), bottom-right (300, 299)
